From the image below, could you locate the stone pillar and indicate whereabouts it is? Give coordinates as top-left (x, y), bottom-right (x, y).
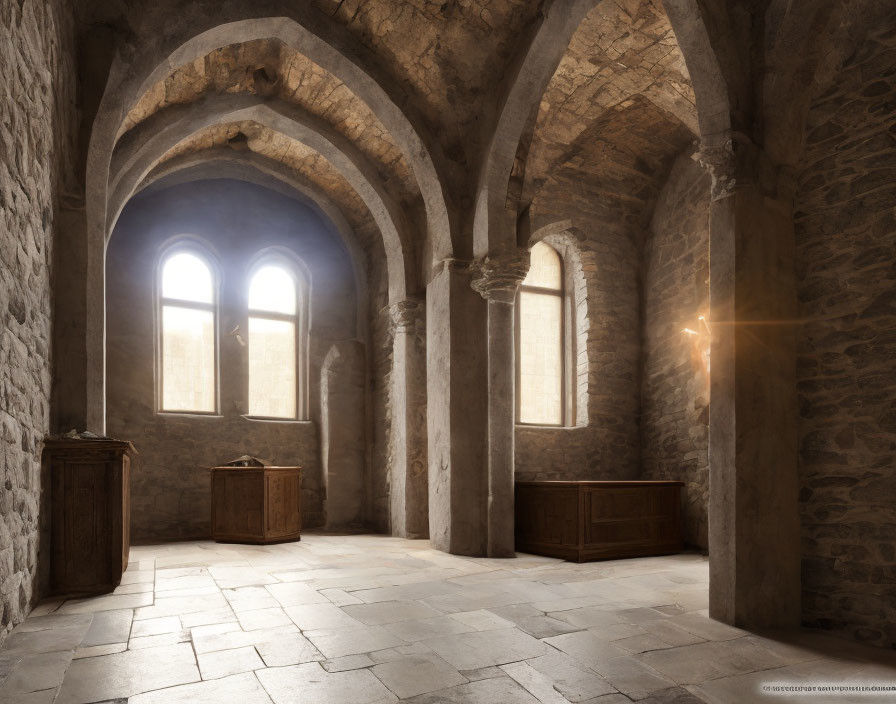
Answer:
top-left (471, 251), bottom-right (530, 558)
top-left (426, 260), bottom-right (488, 555)
top-left (321, 340), bottom-right (366, 531)
top-left (387, 298), bottom-right (428, 539)
top-left (700, 134), bottom-right (800, 629)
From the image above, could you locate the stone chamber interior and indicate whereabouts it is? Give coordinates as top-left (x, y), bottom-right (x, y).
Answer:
top-left (1, 0), bottom-right (895, 695)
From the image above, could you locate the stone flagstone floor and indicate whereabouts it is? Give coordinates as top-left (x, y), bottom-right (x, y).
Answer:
top-left (0, 535), bottom-right (894, 703)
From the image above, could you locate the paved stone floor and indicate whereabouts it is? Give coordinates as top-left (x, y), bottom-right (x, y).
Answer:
top-left (1, 535), bottom-right (894, 703)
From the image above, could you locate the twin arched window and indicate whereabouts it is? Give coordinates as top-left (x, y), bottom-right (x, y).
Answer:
top-left (158, 248), bottom-right (305, 419)
top-left (517, 241), bottom-right (568, 426)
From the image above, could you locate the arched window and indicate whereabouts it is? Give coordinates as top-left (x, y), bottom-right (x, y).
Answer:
top-left (159, 250), bottom-right (217, 413)
top-left (247, 262), bottom-right (303, 419)
top-left (517, 241), bottom-right (567, 426)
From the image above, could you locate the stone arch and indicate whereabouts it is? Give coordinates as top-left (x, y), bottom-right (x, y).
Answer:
top-left (472, 0), bottom-right (597, 258)
top-left (107, 95), bottom-right (411, 304)
top-left (88, 9), bottom-right (452, 267)
top-left (136, 149), bottom-right (369, 341)
top-left (474, 0), bottom-right (733, 258)
top-left (662, 0), bottom-right (733, 142)
top-left (83, 8), bottom-right (455, 429)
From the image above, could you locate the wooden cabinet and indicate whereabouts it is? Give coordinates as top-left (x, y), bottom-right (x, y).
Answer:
top-left (44, 439), bottom-right (134, 596)
top-left (515, 480), bottom-right (684, 562)
top-left (210, 466), bottom-right (301, 544)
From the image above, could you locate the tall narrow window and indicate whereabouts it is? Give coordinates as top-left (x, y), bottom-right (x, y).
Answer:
top-left (159, 251), bottom-right (216, 413)
top-left (517, 241), bottom-right (565, 425)
top-left (248, 264), bottom-right (299, 419)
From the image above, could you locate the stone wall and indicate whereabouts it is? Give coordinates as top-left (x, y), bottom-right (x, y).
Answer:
top-left (515, 98), bottom-right (693, 482)
top-left (106, 180), bottom-right (358, 541)
top-left (0, 0), bottom-right (76, 644)
top-left (513, 210), bottom-right (643, 482)
top-left (641, 152), bottom-right (711, 549)
top-left (795, 24), bottom-right (896, 649)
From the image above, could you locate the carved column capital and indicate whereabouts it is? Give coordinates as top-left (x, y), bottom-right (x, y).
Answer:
top-left (695, 131), bottom-right (792, 202)
top-left (469, 250), bottom-right (530, 303)
top-left (386, 298), bottom-right (425, 333)
top-left (693, 133), bottom-right (740, 200)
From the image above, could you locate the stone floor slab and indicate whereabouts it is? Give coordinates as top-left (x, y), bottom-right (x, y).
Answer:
top-left (80, 609), bottom-right (133, 648)
top-left (423, 626), bottom-right (548, 670)
top-left (638, 637), bottom-right (794, 685)
top-left (197, 645), bottom-right (265, 680)
top-left (401, 675), bottom-right (541, 703)
top-left (524, 650), bottom-right (617, 701)
top-left (304, 625), bottom-right (408, 658)
top-left (343, 600), bottom-right (442, 626)
top-left (0, 651), bottom-right (72, 700)
top-left (128, 672), bottom-right (273, 703)
top-left (372, 653), bottom-right (467, 698)
top-left (383, 615), bottom-right (475, 642)
top-left (265, 582), bottom-right (329, 607)
top-left (285, 603), bottom-right (363, 630)
top-left (55, 643), bottom-right (199, 703)
top-left (256, 662), bottom-right (398, 704)
top-left (237, 607), bottom-right (292, 631)
top-left (0, 625), bottom-right (87, 655)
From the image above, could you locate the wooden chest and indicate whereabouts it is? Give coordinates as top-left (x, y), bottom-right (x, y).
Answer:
top-left (210, 466), bottom-right (301, 544)
top-left (44, 439), bottom-right (134, 595)
top-left (515, 480), bottom-right (684, 562)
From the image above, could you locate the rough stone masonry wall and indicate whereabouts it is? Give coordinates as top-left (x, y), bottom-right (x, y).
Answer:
top-left (106, 181), bottom-right (358, 541)
top-left (0, 0), bottom-right (76, 643)
top-left (513, 213), bottom-right (642, 481)
top-left (795, 25), bottom-right (896, 649)
top-left (641, 152), bottom-right (710, 549)
top-left (516, 99), bottom-right (693, 482)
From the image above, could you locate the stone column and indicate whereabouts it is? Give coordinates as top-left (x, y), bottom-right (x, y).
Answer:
top-left (699, 133), bottom-right (801, 629)
top-left (387, 298), bottom-right (428, 539)
top-left (471, 251), bottom-right (530, 558)
top-left (426, 259), bottom-right (489, 555)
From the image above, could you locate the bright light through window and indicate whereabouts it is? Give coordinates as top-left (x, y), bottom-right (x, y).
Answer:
top-left (161, 306), bottom-right (215, 412)
top-left (248, 265), bottom-right (298, 419)
top-left (518, 242), bottom-right (564, 425)
top-left (248, 317), bottom-right (297, 419)
top-left (249, 265), bottom-right (296, 314)
top-left (162, 252), bottom-right (213, 303)
top-left (159, 251), bottom-right (216, 413)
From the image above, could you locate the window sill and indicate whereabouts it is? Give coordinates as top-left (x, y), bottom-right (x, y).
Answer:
top-left (515, 423), bottom-right (582, 431)
top-left (241, 415), bottom-right (311, 425)
top-left (157, 411), bottom-right (223, 419)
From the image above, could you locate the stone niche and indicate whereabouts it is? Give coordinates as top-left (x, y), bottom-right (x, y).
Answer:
top-left (105, 179), bottom-right (361, 541)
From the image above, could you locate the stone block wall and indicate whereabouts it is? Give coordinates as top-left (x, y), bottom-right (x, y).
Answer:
top-left (105, 180), bottom-right (358, 540)
top-left (514, 202), bottom-right (644, 482)
top-left (795, 25), bottom-right (896, 649)
top-left (641, 152), bottom-right (711, 549)
top-left (0, 0), bottom-right (76, 644)
top-left (515, 97), bottom-right (694, 484)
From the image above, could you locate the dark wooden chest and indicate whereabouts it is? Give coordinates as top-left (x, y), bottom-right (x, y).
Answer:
top-left (44, 439), bottom-right (134, 595)
top-left (210, 466), bottom-right (301, 544)
top-left (515, 480), bottom-right (684, 562)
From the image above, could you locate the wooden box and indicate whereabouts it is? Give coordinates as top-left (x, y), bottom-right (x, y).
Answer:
top-left (515, 480), bottom-right (684, 562)
top-left (210, 466), bottom-right (301, 544)
top-left (44, 439), bottom-right (134, 595)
